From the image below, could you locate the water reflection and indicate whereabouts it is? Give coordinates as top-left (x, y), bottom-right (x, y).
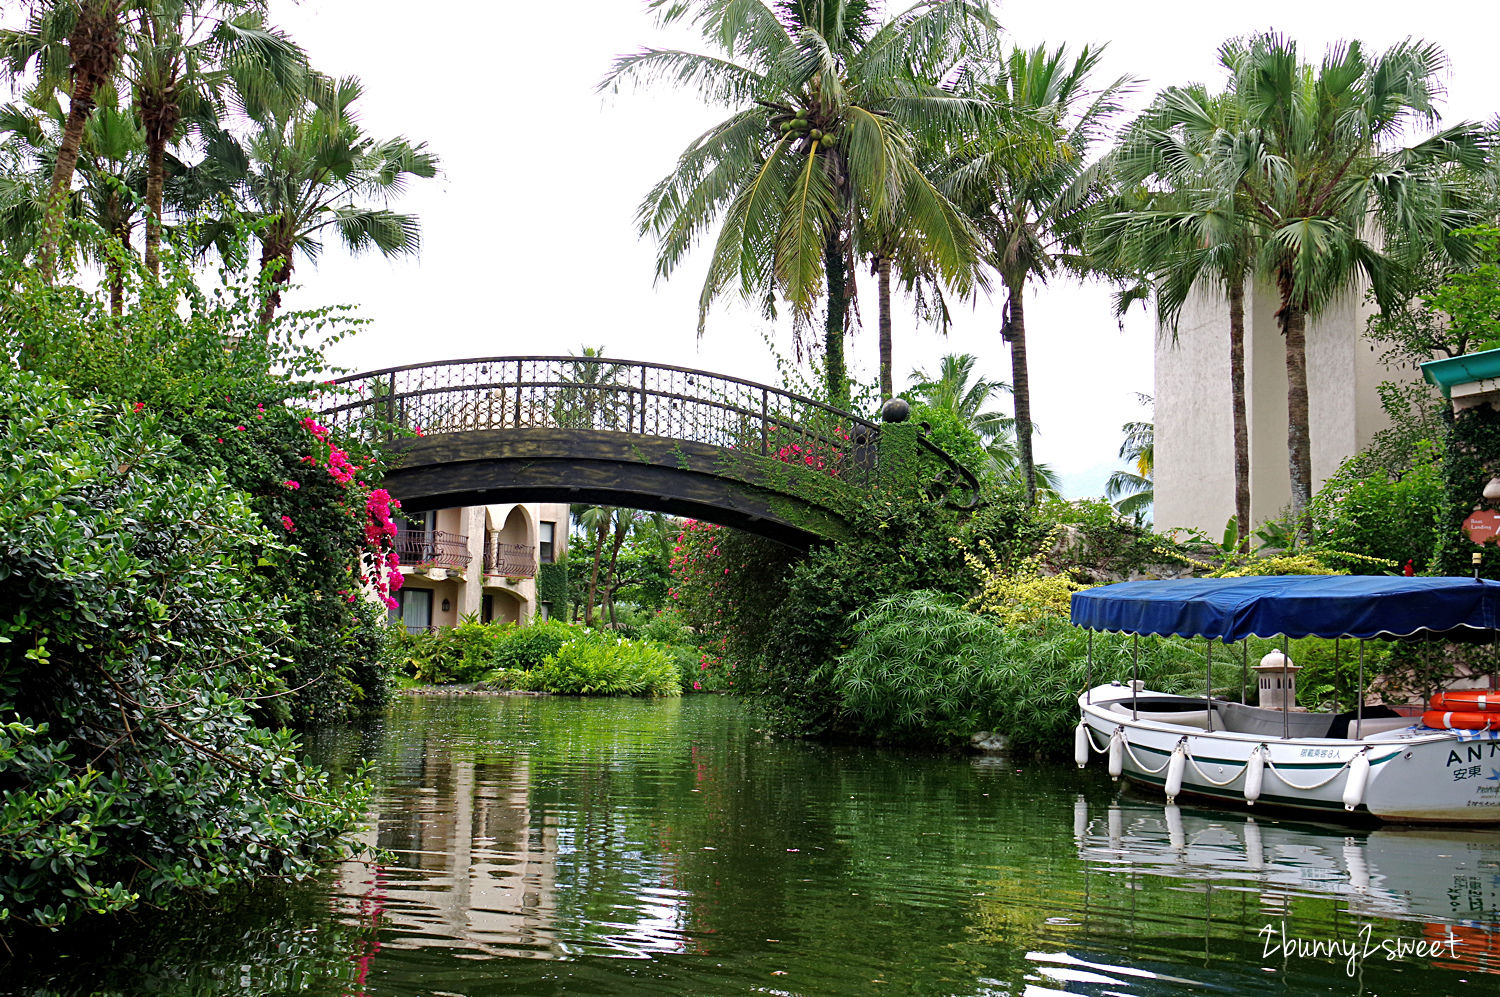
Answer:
top-left (12, 695), bottom-right (1500, 996)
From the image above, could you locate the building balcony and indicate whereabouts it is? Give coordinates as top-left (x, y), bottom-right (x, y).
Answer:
top-left (484, 538), bottom-right (538, 579)
top-left (395, 530), bottom-right (470, 571)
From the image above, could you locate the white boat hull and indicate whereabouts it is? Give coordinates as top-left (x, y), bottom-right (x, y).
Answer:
top-left (1080, 682), bottom-right (1500, 824)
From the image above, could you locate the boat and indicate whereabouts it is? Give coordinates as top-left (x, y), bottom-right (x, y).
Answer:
top-left (1071, 575), bottom-right (1500, 823)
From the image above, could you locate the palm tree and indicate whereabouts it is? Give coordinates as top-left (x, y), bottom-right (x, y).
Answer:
top-left (1216, 34), bottom-right (1491, 518)
top-left (0, 0), bottom-right (123, 281)
top-left (0, 85), bottom-right (150, 311)
top-left (120, 0), bottom-right (305, 277)
top-left (603, 0), bottom-right (996, 410)
top-left (1097, 83), bottom-right (1255, 545)
top-left (1105, 409), bottom-right (1153, 520)
top-left (906, 351), bottom-right (1060, 492)
top-left (188, 75), bottom-right (437, 325)
top-left (944, 43), bottom-right (1131, 504)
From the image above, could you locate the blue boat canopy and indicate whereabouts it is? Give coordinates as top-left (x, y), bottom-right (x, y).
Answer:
top-left (1070, 576), bottom-right (1500, 641)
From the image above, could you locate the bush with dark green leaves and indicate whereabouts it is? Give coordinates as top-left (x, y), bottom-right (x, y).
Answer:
top-left (2, 247), bottom-right (395, 724)
top-left (0, 368), bottom-right (366, 929)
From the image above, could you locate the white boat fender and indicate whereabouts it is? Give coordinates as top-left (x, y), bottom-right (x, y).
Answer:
top-left (1108, 728), bottom-right (1125, 780)
top-left (1073, 796), bottom-right (1088, 839)
top-left (1107, 805), bottom-right (1123, 848)
top-left (1343, 749), bottom-right (1371, 812)
top-left (1343, 841), bottom-right (1369, 893)
top-left (1244, 819), bottom-right (1264, 871)
top-left (1244, 745), bottom-right (1265, 805)
top-left (1075, 723), bottom-right (1090, 769)
top-left (1165, 739), bottom-right (1187, 803)
top-left (1165, 804), bottom-right (1185, 851)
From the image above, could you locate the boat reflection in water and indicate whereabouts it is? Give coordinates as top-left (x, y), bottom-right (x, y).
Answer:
top-left (1072, 793), bottom-right (1500, 976)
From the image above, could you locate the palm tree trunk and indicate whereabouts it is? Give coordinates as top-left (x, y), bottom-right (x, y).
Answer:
top-left (1282, 300), bottom-right (1313, 522)
top-left (140, 88), bottom-right (180, 280)
top-left (1228, 278), bottom-right (1250, 549)
top-left (604, 516), bottom-right (629, 625)
top-left (585, 512), bottom-right (609, 626)
top-left (38, 0), bottom-right (120, 283)
top-left (1005, 276), bottom-right (1036, 505)
top-left (258, 242), bottom-right (294, 328)
top-left (876, 252), bottom-right (893, 401)
top-left (823, 229), bottom-right (850, 410)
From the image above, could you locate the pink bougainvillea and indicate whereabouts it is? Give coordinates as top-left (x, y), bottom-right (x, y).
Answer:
top-left (291, 416), bottom-right (404, 609)
top-left (280, 515), bottom-right (296, 532)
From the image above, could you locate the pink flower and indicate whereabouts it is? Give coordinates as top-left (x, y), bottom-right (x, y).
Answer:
top-left (413, 425), bottom-right (425, 437)
top-left (235, 425), bottom-right (246, 432)
top-left (280, 515), bottom-right (295, 531)
top-left (285, 480), bottom-right (300, 490)
top-left (692, 681), bottom-right (701, 691)
top-left (132, 401), bottom-right (145, 413)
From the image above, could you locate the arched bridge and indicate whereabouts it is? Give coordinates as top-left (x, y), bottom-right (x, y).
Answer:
top-left (320, 356), bottom-right (979, 547)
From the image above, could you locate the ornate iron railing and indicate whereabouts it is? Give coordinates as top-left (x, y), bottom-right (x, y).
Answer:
top-left (394, 530), bottom-right (469, 570)
top-left (484, 539), bottom-right (537, 578)
top-left (320, 356), bottom-right (979, 508)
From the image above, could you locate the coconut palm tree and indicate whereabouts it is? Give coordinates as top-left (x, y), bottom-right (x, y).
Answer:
top-left (120, 0), bottom-right (305, 277)
top-left (1096, 83), bottom-right (1255, 545)
top-left (187, 74), bottom-right (436, 325)
top-left (602, 0), bottom-right (996, 410)
top-left (1105, 409), bottom-right (1153, 520)
top-left (0, 0), bottom-right (123, 281)
top-left (944, 43), bottom-right (1131, 504)
top-left (1215, 34), bottom-right (1491, 518)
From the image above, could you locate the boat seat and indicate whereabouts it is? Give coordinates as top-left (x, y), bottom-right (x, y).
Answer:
top-left (1216, 702), bottom-right (1340, 738)
top-left (1105, 704), bottom-right (1214, 729)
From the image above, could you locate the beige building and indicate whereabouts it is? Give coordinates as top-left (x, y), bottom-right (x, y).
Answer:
top-left (389, 502), bottom-right (570, 631)
top-left (1153, 284), bottom-right (1415, 536)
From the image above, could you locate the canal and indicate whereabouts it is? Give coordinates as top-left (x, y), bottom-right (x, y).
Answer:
top-left (18, 694), bottom-right (1500, 994)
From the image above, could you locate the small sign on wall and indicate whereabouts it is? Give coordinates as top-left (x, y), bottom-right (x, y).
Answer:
top-left (1464, 509), bottom-right (1500, 545)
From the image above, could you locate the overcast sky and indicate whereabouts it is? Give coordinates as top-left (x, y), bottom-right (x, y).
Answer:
top-left (254, 2), bottom-right (1500, 497)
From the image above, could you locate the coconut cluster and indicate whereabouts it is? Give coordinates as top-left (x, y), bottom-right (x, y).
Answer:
top-left (775, 109), bottom-right (837, 149)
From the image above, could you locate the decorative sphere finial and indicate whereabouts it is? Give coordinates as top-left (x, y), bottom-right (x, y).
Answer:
top-left (881, 398), bottom-right (911, 423)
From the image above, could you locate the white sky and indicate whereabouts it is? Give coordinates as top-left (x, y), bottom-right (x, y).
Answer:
top-left (250, 3), bottom-right (1498, 495)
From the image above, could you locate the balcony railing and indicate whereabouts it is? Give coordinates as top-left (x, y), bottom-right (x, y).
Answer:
top-left (395, 530), bottom-right (470, 571)
top-left (484, 538), bottom-right (538, 579)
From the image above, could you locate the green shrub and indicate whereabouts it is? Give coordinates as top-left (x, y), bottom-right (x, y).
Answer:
top-left (492, 619), bottom-right (579, 671)
top-left (0, 367), bottom-right (366, 928)
top-left (829, 592), bottom-right (1232, 751)
top-left (530, 633), bottom-right (682, 696)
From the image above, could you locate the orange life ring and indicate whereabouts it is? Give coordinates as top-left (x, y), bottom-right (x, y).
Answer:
top-left (1422, 709), bottom-right (1500, 731)
top-left (1429, 691), bottom-right (1500, 712)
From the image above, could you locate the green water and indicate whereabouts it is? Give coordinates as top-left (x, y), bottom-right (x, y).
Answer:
top-left (14, 694), bottom-right (1500, 995)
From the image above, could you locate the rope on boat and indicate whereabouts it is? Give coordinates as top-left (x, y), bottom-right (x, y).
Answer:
top-left (1185, 751), bottom-right (1253, 788)
top-left (1262, 753), bottom-right (1356, 792)
top-left (1080, 716), bottom-right (1369, 805)
top-left (1118, 731), bottom-right (1174, 775)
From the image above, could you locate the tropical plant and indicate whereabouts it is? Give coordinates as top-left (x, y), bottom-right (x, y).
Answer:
top-left (603, 0), bottom-right (997, 409)
top-left (529, 632), bottom-right (681, 696)
top-left (907, 351), bottom-right (1060, 490)
top-left (0, 0), bottom-right (124, 280)
top-left (944, 43), bottom-right (1131, 503)
top-left (0, 84), bottom-right (151, 310)
top-left (1097, 85), bottom-right (1255, 543)
top-left (188, 73), bottom-right (436, 324)
top-left (119, 0), bottom-right (305, 277)
top-left (1104, 407), bottom-right (1152, 519)
top-left (1209, 34), bottom-right (1490, 519)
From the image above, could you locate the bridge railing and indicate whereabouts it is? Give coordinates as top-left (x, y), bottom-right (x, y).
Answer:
top-left (321, 356), bottom-right (883, 482)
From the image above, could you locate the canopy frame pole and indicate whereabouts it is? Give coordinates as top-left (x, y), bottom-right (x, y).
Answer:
top-left (1241, 641), bottom-right (1249, 704)
top-left (1282, 635), bottom-right (1290, 740)
top-left (1334, 638), bottom-right (1340, 710)
top-left (1205, 639), bottom-right (1214, 732)
top-left (1132, 634), bottom-right (1140, 720)
top-left (1357, 640), bottom-right (1365, 740)
top-left (1086, 630), bottom-right (1093, 704)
